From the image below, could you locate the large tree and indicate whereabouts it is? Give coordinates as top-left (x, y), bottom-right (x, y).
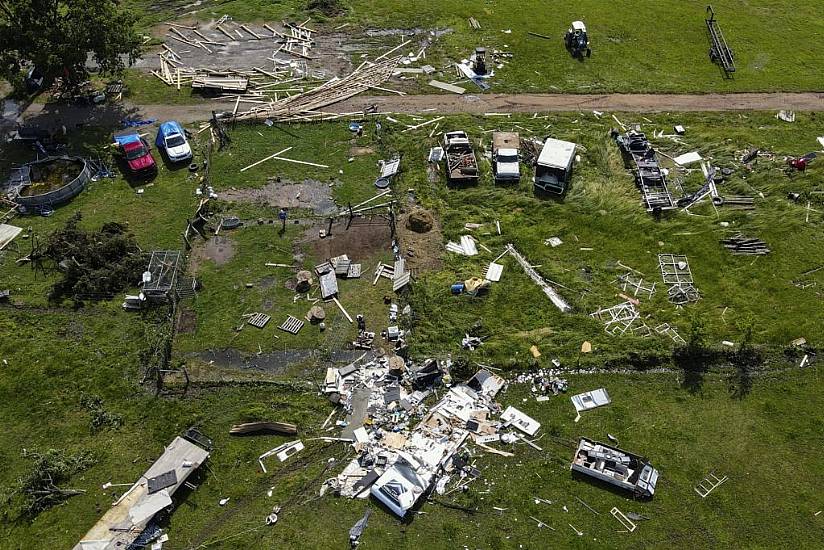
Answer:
top-left (0, 0), bottom-right (142, 90)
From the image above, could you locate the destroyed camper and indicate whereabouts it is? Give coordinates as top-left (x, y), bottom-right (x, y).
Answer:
top-left (533, 137), bottom-right (576, 194)
top-left (571, 437), bottom-right (659, 498)
top-left (368, 369), bottom-right (505, 517)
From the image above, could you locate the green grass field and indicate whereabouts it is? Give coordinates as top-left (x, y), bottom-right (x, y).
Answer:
top-left (124, 0), bottom-right (824, 94)
top-left (2, 111), bottom-right (824, 548)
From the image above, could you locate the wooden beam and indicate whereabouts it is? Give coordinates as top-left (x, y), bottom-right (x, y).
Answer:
top-left (240, 147), bottom-right (293, 172)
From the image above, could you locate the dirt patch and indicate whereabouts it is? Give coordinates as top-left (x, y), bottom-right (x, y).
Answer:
top-left (177, 306), bottom-right (197, 334)
top-left (305, 218), bottom-right (393, 261)
top-left (219, 179), bottom-right (337, 216)
top-left (350, 146), bottom-right (375, 156)
top-left (397, 209), bottom-right (443, 272)
top-left (190, 235), bottom-right (236, 272)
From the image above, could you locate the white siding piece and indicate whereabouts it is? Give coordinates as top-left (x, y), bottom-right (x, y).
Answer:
top-left (460, 235), bottom-right (478, 256)
top-left (446, 241), bottom-right (466, 254)
top-left (672, 151), bottom-right (703, 166)
top-left (485, 262), bottom-right (504, 282)
top-left (501, 406), bottom-right (541, 436)
top-left (353, 427), bottom-right (369, 443)
top-left (393, 258), bottom-right (406, 279)
top-left (0, 223), bottom-right (23, 251)
top-left (571, 388), bottom-right (612, 413)
top-left (129, 490), bottom-right (172, 525)
top-left (393, 272), bottom-right (411, 292)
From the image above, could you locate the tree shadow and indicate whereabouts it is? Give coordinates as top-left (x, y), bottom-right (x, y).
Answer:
top-left (674, 347), bottom-right (710, 394)
top-left (727, 346), bottom-right (760, 399)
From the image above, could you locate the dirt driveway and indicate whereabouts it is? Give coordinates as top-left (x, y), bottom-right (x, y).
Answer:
top-left (20, 92), bottom-right (824, 130)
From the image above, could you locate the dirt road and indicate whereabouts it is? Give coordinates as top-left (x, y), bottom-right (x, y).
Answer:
top-left (338, 92), bottom-right (824, 114)
top-left (19, 92), bottom-right (824, 129)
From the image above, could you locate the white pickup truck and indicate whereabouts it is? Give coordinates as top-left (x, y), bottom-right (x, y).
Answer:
top-left (492, 132), bottom-right (520, 184)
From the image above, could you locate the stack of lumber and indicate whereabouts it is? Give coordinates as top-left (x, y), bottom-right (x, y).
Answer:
top-left (154, 18), bottom-right (322, 99)
top-left (721, 234), bottom-right (770, 255)
top-left (231, 55), bottom-right (401, 123)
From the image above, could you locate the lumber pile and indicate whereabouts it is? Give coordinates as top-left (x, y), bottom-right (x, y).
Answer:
top-left (229, 55), bottom-right (402, 123)
top-left (154, 17), bottom-right (322, 100)
top-left (721, 234), bottom-right (770, 255)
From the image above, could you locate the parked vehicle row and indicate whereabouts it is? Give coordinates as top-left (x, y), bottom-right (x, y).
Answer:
top-left (441, 129), bottom-right (577, 194)
top-left (113, 120), bottom-right (192, 179)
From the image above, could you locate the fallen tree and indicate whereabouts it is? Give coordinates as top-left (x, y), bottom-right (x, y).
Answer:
top-left (2, 448), bottom-right (95, 519)
top-left (36, 213), bottom-right (144, 303)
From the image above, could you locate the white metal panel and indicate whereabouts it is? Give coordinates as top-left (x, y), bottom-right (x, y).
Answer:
top-left (485, 262), bottom-right (503, 282)
top-left (537, 137), bottom-right (576, 170)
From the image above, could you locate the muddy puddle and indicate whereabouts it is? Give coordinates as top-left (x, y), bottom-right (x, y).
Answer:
top-left (191, 348), bottom-right (369, 374)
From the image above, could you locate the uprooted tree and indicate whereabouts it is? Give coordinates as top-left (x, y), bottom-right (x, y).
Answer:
top-left (0, 0), bottom-right (142, 91)
top-left (35, 212), bottom-right (144, 303)
top-left (1, 448), bottom-right (95, 519)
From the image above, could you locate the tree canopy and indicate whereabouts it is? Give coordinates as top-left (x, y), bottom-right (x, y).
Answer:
top-left (0, 0), bottom-right (142, 90)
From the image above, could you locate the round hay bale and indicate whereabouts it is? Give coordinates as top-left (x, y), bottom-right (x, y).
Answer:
top-left (308, 306), bottom-right (326, 323)
top-left (296, 270), bottom-right (313, 293)
top-left (406, 208), bottom-right (434, 233)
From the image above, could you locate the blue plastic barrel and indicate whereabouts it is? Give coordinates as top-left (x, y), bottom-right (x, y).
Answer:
top-left (451, 283), bottom-right (465, 294)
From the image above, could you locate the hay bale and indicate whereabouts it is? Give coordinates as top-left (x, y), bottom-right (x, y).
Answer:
top-left (406, 208), bottom-right (434, 233)
top-left (308, 305), bottom-right (326, 323)
top-left (296, 270), bottom-right (313, 293)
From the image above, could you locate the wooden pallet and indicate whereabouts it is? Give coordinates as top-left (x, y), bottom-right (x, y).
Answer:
top-left (279, 315), bottom-right (304, 334)
top-left (248, 313), bottom-right (271, 328)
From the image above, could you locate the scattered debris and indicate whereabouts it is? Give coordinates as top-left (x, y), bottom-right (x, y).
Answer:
top-left (611, 506), bottom-right (637, 532)
top-left (506, 244), bottom-right (572, 312)
top-left (446, 235), bottom-right (478, 256)
top-left (429, 80), bottom-right (466, 95)
top-left (658, 254), bottom-right (700, 304)
top-left (349, 507), bottom-right (372, 547)
top-left (721, 234), bottom-right (770, 255)
top-left (694, 472), bottom-right (728, 498)
top-left (591, 302), bottom-right (641, 335)
top-left (75, 434), bottom-right (210, 549)
top-left (776, 110), bottom-right (796, 123)
top-left (571, 388), bottom-right (611, 416)
top-left (259, 440), bottom-right (304, 473)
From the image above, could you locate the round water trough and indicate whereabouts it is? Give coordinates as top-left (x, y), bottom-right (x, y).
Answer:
top-left (13, 156), bottom-right (90, 210)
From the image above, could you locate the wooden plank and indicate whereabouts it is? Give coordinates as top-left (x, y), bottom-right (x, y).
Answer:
top-left (428, 80), bottom-right (465, 94)
top-left (240, 147), bottom-right (293, 172)
top-left (332, 297), bottom-right (353, 323)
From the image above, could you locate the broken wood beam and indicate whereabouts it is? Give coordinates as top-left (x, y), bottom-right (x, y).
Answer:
top-left (239, 147), bottom-right (293, 172)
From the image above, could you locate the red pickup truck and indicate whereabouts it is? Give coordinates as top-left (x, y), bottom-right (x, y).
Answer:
top-left (114, 134), bottom-right (157, 177)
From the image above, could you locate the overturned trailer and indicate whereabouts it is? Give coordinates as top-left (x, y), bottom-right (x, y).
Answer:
top-left (613, 129), bottom-right (676, 212)
top-left (571, 437), bottom-right (659, 498)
